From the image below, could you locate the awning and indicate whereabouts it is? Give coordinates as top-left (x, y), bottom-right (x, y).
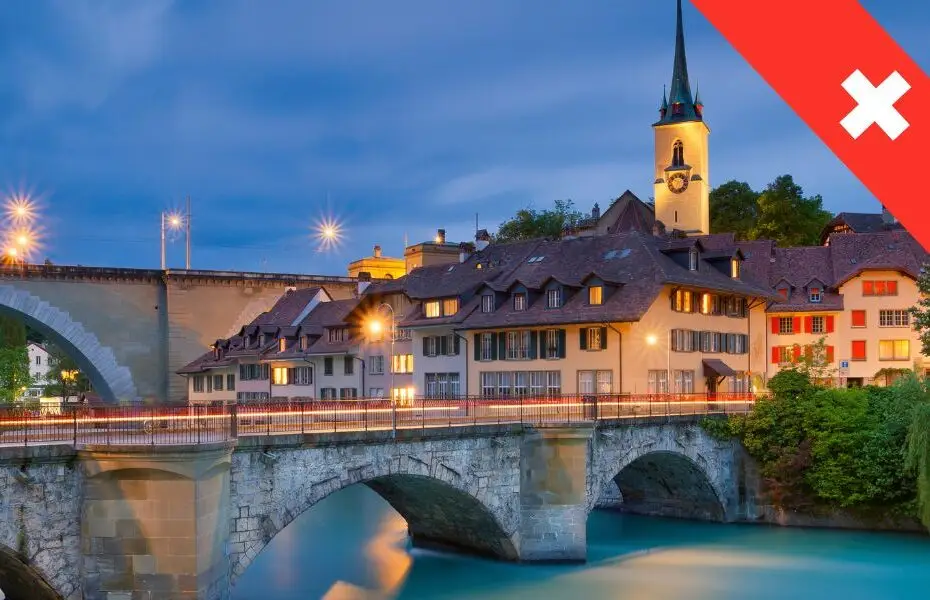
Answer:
top-left (703, 359), bottom-right (737, 378)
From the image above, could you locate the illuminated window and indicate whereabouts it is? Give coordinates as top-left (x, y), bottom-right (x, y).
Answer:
top-left (673, 289), bottom-right (695, 313)
top-left (585, 327), bottom-right (605, 351)
top-left (730, 258), bottom-right (741, 279)
top-left (588, 286), bottom-right (603, 306)
top-left (424, 301), bottom-right (441, 318)
top-left (272, 367), bottom-right (289, 385)
top-left (278, 338), bottom-right (287, 352)
top-left (392, 386), bottom-right (416, 405)
top-left (851, 310), bottom-right (866, 327)
top-left (514, 293), bottom-right (527, 311)
top-left (392, 354), bottom-right (414, 374)
top-left (878, 339), bottom-right (909, 361)
top-left (863, 280), bottom-right (898, 296)
top-left (879, 310), bottom-right (910, 327)
top-left (851, 340), bottom-right (867, 361)
top-left (442, 297), bottom-right (459, 316)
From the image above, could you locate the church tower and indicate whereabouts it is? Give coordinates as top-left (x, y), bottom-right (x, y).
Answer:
top-left (652, 0), bottom-right (710, 235)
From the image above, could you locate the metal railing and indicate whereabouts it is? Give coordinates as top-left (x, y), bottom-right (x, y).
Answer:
top-left (0, 393), bottom-right (756, 447)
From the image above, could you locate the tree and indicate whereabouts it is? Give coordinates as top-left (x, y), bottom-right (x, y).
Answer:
top-left (495, 199), bottom-right (583, 243)
top-left (910, 265), bottom-right (930, 357)
top-left (0, 345), bottom-right (32, 404)
top-left (0, 316), bottom-right (26, 349)
top-left (750, 175), bottom-right (832, 246)
top-left (43, 345), bottom-right (91, 401)
top-left (710, 180), bottom-right (759, 240)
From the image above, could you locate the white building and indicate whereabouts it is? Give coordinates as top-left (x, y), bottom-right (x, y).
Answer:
top-left (26, 342), bottom-right (51, 398)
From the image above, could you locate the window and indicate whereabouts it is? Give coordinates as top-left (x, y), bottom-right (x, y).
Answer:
top-left (319, 388), bottom-right (337, 400)
top-left (777, 287), bottom-right (789, 301)
top-left (237, 391), bottom-right (270, 401)
top-left (392, 354), bottom-right (413, 374)
top-left (369, 355), bottom-right (384, 375)
top-left (425, 373), bottom-right (461, 398)
top-left (647, 370), bottom-right (669, 394)
top-left (192, 375), bottom-right (205, 393)
top-left (863, 280), bottom-right (898, 296)
top-left (775, 346), bottom-right (793, 363)
top-left (588, 286), bottom-right (603, 306)
top-left (424, 336), bottom-right (438, 357)
top-left (299, 336), bottom-right (308, 351)
top-left (879, 340), bottom-right (910, 361)
top-left (443, 298), bottom-right (460, 316)
top-left (272, 367), bottom-right (289, 385)
top-left (672, 289), bottom-right (695, 313)
top-left (671, 329), bottom-right (695, 352)
top-left (481, 294), bottom-right (495, 313)
top-left (672, 140), bottom-right (684, 167)
top-left (879, 310), bottom-right (910, 327)
top-left (393, 328), bottom-right (412, 341)
top-left (344, 356), bottom-right (354, 375)
top-left (424, 300), bottom-right (441, 318)
top-left (328, 328), bottom-right (347, 342)
top-left (700, 293), bottom-right (719, 315)
top-left (514, 293), bottom-right (527, 311)
top-left (324, 357), bottom-right (333, 376)
top-left (35, 355), bottom-right (41, 365)
top-left (779, 317), bottom-right (794, 335)
top-left (584, 327), bottom-right (606, 351)
top-left (238, 363), bottom-right (268, 381)
top-left (851, 310), bottom-right (867, 327)
top-left (213, 375), bottom-right (223, 391)
top-left (279, 338), bottom-right (287, 352)
top-left (673, 370), bottom-right (695, 393)
top-left (731, 372), bottom-right (750, 393)
top-left (811, 316), bottom-right (825, 334)
top-left (546, 288), bottom-right (562, 308)
top-left (480, 333), bottom-right (494, 361)
top-left (851, 340), bottom-right (867, 361)
top-left (578, 370), bottom-right (613, 394)
top-left (505, 331), bottom-right (533, 360)
top-left (731, 258), bottom-right (741, 279)
top-left (689, 248), bottom-right (698, 271)
top-left (479, 371), bottom-right (560, 397)
top-left (809, 287), bottom-right (822, 303)
top-left (339, 388), bottom-right (358, 399)
top-left (226, 373), bottom-right (235, 391)
top-left (369, 388), bottom-right (385, 398)
top-left (290, 366), bottom-right (312, 385)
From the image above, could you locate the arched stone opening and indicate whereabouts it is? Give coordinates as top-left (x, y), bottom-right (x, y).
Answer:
top-left (0, 545), bottom-right (62, 600)
top-left (609, 451), bottom-right (725, 521)
top-left (0, 285), bottom-right (137, 402)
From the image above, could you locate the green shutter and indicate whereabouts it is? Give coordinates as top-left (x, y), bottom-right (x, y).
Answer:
top-left (473, 334), bottom-right (481, 361)
top-left (439, 335), bottom-right (448, 356)
top-left (496, 332), bottom-right (505, 360)
top-left (422, 336), bottom-right (430, 356)
top-left (453, 335), bottom-right (460, 356)
top-left (579, 328), bottom-right (588, 351)
top-left (529, 331), bottom-right (538, 359)
top-left (600, 327), bottom-right (608, 350)
top-left (491, 333), bottom-right (499, 360)
top-left (558, 329), bottom-right (567, 358)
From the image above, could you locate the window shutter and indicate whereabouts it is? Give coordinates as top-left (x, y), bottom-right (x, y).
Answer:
top-left (473, 334), bottom-right (480, 361)
top-left (239, 364), bottom-right (245, 379)
top-left (826, 345), bottom-right (835, 363)
top-left (671, 290), bottom-right (676, 311)
top-left (579, 329), bottom-right (588, 351)
top-left (558, 329), bottom-right (567, 358)
top-left (600, 327), bottom-right (608, 350)
top-left (422, 336), bottom-right (430, 356)
top-left (529, 331), bottom-right (538, 359)
top-left (792, 317), bottom-right (801, 334)
top-left (792, 345), bottom-right (801, 362)
top-left (691, 330), bottom-right (700, 352)
top-left (453, 335), bottom-right (460, 356)
top-left (771, 347), bottom-right (780, 364)
top-left (496, 333), bottom-right (505, 360)
top-left (804, 316), bottom-right (812, 333)
top-left (825, 315), bottom-right (835, 333)
top-left (439, 335), bottom-right (448, 356)
top-left (771, 317), bottom-right (779, 334)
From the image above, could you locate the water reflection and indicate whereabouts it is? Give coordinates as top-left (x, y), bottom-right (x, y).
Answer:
top-left (233, 485), bottom-right (930, 600)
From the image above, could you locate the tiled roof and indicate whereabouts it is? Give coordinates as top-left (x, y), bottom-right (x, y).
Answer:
top-left (820, 212), bottom-right (903, 243)
top-left (250, 287), bottom-right (323, 326)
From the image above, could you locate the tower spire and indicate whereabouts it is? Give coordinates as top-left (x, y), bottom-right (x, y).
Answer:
top-left (654, 0), bottom-right (702, 125)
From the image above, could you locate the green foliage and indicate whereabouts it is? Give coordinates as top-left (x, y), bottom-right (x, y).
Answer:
top-left (709, 180), bottom-right (758, 240)
top-left (703, 371), bottom-right (928, 523)
top-left (709, 175), bottom-right (832, 247)
top-left (495, 199), bottom-right (583, 243)
top-left (43, 345), bottom-right (91, 399)
top-left (909, 264), bottom-right (930, 356)
top-left (0, 346), bottom-right (32, 404)
top-left (0, 316), bottom-right (26, 349)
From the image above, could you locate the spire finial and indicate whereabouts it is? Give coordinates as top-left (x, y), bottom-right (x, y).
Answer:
top-left (670, 0), bottom-right (694, 107)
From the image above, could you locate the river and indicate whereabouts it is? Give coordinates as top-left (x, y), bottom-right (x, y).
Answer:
top-left (232, 485), bottom-right (930, 600)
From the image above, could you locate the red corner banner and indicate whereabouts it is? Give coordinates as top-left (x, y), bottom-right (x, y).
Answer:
top-left (691, 0), bottom-right (930, 249)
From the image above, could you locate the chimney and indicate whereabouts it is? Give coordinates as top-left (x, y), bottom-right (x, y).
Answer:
top-left (357, 271), bottom-right (372, 296)
top-left (591, 202), bottom-right (601, 220)
top-left (373, 245), bottom-right (382, 258)
top-left (458, 241), bottom-right (475, 263)
top-left (475, 229), bottom-right (491, 251)
top-left (881, 204), bottom-right (896, 225)
top-left (436, 229), bottom-right (446, 244)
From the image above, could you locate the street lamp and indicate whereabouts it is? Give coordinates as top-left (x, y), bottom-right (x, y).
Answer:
top-left (368, 303), bottom-right (396, 438)
top-left (646, 333), bottom-right (671, 395)
top-left (160, 211), bottom-right (187, 270)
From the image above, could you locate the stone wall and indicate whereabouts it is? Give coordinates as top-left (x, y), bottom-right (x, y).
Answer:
top-left (0, 445), bottom-right (83, 600)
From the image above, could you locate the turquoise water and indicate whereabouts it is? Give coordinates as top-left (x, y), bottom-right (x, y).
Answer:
top-left (232, 486), bottom-right (930, 600)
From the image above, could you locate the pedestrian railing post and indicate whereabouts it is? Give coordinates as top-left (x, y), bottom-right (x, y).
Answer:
top-left (230, 403), bottom-right (238, 439)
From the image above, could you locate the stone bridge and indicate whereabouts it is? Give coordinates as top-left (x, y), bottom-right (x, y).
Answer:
top-left (0, 265), bottom-right (361, 403)
top-left (0, 418), bottom-right (747, 600)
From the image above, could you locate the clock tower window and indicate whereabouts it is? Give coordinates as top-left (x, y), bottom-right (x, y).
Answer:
top-left (672, 141), bottom-right (684, 167)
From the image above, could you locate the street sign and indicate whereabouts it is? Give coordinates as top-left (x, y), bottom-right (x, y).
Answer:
top-left (839, 360), bottom-right (849, 376)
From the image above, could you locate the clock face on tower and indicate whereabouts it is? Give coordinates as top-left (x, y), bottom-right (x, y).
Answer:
top-left (667, 172), bottom-right (689, 194)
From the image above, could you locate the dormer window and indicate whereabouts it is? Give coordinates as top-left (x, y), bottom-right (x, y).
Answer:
top-left (213, 347), bottom-right (221, 360)
top-left (481, 293), bottom-right (495, 313)
top-left (328, 328), bottom-right (347, 343)
top-left (259, 334), bottom-right (266, 346)
top-left (424, 300), bottom-right (441, 318)
top-left (588, 286), bottom-right (603, 306)
top-left (299, 336), bottom-right (308, 351)
top-left (809, 287), bottom-right (822, 303)
top-left (514, 293), bottom-right (527, 311)
top-left (442, 297), bottom-right (460, 316)
top-left (730, 258), bottom-right (741, 279)
top-left (546, 288), bottom-right (562, 309)
top-left (279, 338), bottom-right (287, 352)
top-left (689, 248), bottom-right (698, 271)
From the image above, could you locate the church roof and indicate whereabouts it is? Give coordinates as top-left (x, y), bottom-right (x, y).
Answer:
top-left (654, 0), bottom-right (703, 126)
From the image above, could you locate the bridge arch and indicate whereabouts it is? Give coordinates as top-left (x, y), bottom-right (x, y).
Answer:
top-left (0, 285), bottom-right (137, 402)
top-left (589, 424), bottom-right (737, 521)
top-left (230, 442), bottom-right (522, 583)
top-left (0, 544), bottom-right (63, 600)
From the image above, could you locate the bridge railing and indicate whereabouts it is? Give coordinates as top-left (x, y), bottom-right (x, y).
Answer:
top-left (0, 393), bottom-right (758, 446)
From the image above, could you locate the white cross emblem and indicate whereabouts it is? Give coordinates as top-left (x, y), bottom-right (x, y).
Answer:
top-left (840, 69), bottom-right (911, 140)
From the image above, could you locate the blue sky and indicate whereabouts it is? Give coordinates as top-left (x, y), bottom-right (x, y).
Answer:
top-left (1, 1), bottom-right (927, 275)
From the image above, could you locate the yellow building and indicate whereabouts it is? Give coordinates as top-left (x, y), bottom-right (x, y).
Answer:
top-left (347, 245), bottom-right (406, 280)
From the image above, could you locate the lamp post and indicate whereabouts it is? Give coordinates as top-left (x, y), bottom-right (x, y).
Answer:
top-left (161, 211), bottom-right (186, 270)
top-left (646, 333), bottom-right (671, 395)
top-left (368, 303), bottom-right (396, 438)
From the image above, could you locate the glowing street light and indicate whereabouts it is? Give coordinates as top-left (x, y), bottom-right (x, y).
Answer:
top-left (646, 333), bottom-right (670, 395)
top-left (367, 305), bottom-right (396, 438)
top-left (315, 217), bottom-right (343, 252)
top-left (160, 206), bottom-right (191, 270)
top-left (5, 194), bottom-right (36, 224)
